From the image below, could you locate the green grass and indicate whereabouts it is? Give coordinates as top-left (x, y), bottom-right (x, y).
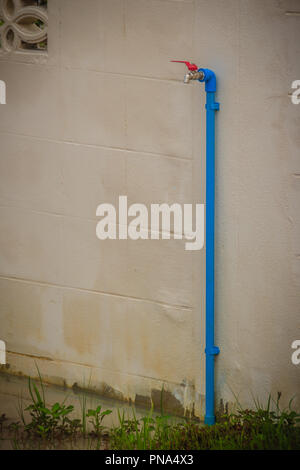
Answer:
top-left (0, 369), bottom-right (299, 450)
top-left (109, 394), bottom-right (300, 450)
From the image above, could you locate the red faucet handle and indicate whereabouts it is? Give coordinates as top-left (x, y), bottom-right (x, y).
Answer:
top-left (171, 60), bottom-right (198, 71)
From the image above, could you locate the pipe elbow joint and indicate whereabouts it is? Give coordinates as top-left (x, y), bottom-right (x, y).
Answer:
top-left (198, 68), bottom-right (217, 93)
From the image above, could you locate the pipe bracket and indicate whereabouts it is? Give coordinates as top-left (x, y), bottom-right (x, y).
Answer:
top-left (205, 102), bottom-right (220, 111)
top-left (205, 346), bottom-right (220, 356)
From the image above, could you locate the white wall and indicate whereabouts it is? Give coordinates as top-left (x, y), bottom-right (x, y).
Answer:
top-left (0, 0), bottom-right (299, 417)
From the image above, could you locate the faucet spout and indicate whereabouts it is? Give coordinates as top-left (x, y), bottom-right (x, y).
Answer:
top-left (184, 72), bottom-right (192, 84)
top-left (183, 70), bottom-right (205, 84)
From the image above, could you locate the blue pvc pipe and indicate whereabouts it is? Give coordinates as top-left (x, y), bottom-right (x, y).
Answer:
top-left (198, 69), bottom-right (220, 425)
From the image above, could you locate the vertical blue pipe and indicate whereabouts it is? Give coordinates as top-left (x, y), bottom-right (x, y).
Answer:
top-left (198, 69), bottom-right (220, 425)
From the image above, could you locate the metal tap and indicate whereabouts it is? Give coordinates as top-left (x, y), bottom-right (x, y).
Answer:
top-left (171, 60), bottom-right (205, 83)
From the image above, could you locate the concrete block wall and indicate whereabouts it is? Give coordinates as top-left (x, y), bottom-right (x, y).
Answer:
top-left (0, 0), bottom-right (299, 417)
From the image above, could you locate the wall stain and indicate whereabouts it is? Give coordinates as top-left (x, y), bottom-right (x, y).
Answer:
top-left (72, 381), bottom-right (124, 404)
top-left (63, 294), bottom-right (101, 358)
top-left (3, 352), bottom-right (203, 418)
top-left (151, 389), bottom-right (185, 416)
